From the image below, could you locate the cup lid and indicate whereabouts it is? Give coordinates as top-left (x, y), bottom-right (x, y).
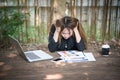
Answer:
top-left (102, 44), bottom-right (110, 48)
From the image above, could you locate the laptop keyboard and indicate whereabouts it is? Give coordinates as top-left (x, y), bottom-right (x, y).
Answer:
top-left (26, 52), bottom-right (41, 60)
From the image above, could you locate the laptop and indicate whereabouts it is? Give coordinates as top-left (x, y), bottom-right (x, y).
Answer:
top-left (9, 36), bottom-right (53, 62)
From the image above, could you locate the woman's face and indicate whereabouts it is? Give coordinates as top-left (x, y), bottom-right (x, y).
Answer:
top-left (61, 28), bottom-right (73, 39)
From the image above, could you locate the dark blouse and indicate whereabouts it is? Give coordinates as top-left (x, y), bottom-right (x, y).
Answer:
top-left (48, 24), bottom-right (85, 52)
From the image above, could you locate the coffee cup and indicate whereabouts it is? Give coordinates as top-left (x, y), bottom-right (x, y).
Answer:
top-left (102, 44), bottom-right (110, 56)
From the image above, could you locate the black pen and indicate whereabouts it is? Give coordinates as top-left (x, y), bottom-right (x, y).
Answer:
top-left (82, 51), bottom-right (85, 56)
top-left (82, 51), bottom-right (88, 60)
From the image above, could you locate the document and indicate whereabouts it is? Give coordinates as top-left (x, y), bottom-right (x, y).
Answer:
top-left (57, 51), bottom-right (96, 62)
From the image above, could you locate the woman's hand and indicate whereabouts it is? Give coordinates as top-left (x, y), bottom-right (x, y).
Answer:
top-left (55, 19), bottom-right (61, 32)
top-left (53, 19), bottom-right (61, 42)
top-left (55, 26), bottom-right (61, 32)
top-left (73, 22), bottom-right (78, 32)
top-left (73, 22), bottom-right (81, 43)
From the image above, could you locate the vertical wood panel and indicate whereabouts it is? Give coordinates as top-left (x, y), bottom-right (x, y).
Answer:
top-left (101, 0), bottom-right (109, 42)
top-left (115, 0), bottom-right (119, 38)
top-left (108, 0), bottom-right (112, 40)
top-left (0, 0), bottom-right (119, 44)
top-left (80, 0), bottom-right (83, 22)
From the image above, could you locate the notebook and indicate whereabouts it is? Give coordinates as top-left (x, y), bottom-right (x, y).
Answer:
top-left (9, 36), bottom-right (53, 62)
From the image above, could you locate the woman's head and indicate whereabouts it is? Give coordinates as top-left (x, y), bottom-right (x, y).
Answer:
top-left (55, 16), bottom-right (88, 49)
top-left (56, 16), bottom-right (78, 39)
top-left (61, 16), bottom-right (78, 30)
top-left (61, 28), bottom-right (73, 39)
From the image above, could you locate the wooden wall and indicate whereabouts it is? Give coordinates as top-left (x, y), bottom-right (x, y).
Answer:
top-left (0, 0), bottom-right (120, 44)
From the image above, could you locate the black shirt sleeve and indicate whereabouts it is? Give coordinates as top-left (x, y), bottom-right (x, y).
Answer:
top-left (76, 38), bottom-right (85, 51)
top-left (48, 24), bottom-right (58, 52)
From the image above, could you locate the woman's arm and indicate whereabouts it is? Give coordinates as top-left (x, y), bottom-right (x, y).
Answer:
top-left (53, 28), bottom-right (60, 42)
top-left (73, 23), bottom-right (85, 51)
top-left (73, 22), bottom-right (81, 43)
top-left (73, 27), bottom-right (81, 43)
top-left (53, 19), bottom-right (61, 42)
top-left (76, 39), bottom-right (85, 51)
top-left (48, 24), bottom-right (60, 52)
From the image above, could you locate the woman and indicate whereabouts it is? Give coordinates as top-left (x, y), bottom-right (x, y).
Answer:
top-left (48, 16), bottom-right (87, 52)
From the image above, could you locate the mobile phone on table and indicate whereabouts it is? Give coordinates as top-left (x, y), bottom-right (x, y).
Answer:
top-left (52, 57), bottom-right (62, 61)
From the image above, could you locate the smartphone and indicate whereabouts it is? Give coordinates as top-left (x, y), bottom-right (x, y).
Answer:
top-left (52, 57), bottom-right (62, 61)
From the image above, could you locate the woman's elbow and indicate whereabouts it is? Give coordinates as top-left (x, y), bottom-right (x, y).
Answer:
top-left (48, 49), bottom-right (56, 52)
top-left (77, 45), bottom-right (85, 51)
top-left (77, 48), bottom-right (84, 51)
top-left (48, 45), bottom-right (56, 52)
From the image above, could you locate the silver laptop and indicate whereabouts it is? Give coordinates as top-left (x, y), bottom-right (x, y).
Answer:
top-left (9, 36), bottom-right (53, 62)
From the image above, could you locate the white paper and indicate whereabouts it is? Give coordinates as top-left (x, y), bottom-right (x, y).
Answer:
top-left (84, 52), bottom-right (96, 61)
top-left (57, 51), bottom-right (96, 62)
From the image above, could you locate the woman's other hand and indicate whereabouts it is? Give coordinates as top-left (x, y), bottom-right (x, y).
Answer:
top-left (73, 21), bottom-right (78, 32)
top-left (53, 19), bottom-right (61, 42)
top-left (55, 19), bottom-right (61, 32)
top-left (73, 22), bottom-right (81, 43)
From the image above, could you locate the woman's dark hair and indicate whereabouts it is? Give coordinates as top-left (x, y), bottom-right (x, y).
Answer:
top-left (61, 16), bottom-right (78, 29)
top-left (55, 16), bottom-right (88, 49)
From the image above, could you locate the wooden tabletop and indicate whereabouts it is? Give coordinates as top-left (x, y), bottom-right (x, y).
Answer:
top-left (0, 47), bottom-right (120, 80)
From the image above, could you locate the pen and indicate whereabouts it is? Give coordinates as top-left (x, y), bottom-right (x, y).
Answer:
top-left (82, 51), bottom-right (88, 60)
top-left (82, 51), bottom-right (86, 57)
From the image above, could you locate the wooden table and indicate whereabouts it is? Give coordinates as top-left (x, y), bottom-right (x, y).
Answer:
top-left (0, 48), bottom-right (120, 80)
